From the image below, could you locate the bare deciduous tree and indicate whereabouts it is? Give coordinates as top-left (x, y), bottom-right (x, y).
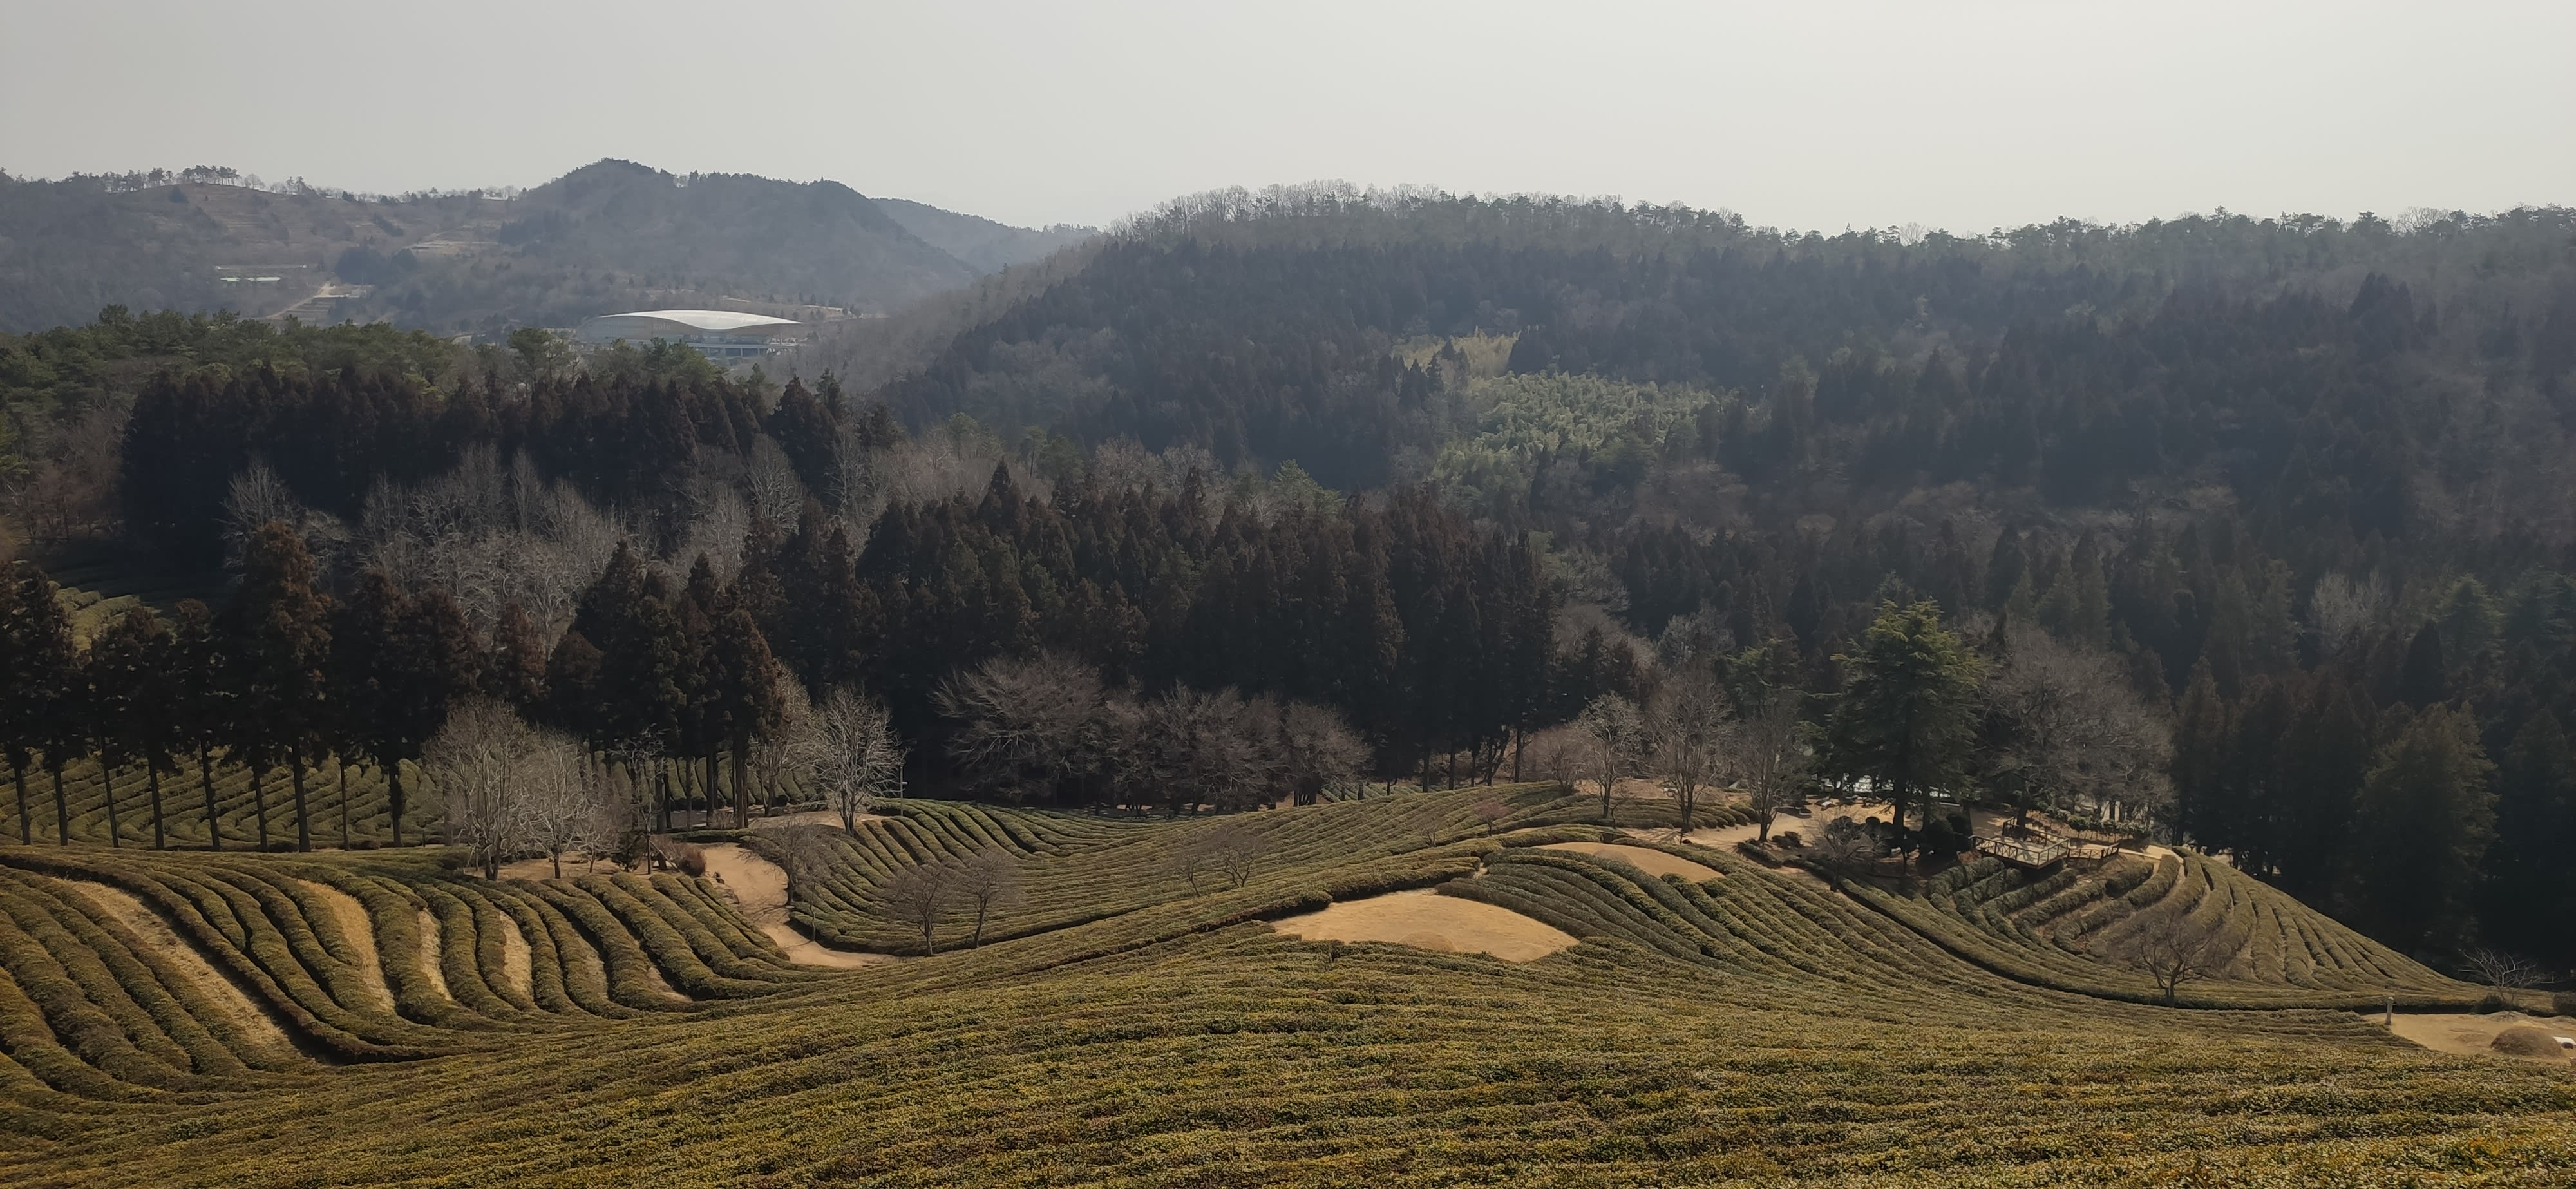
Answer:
top-left (1647, 669), bottom-right (1726, 832)
top-left (2307, 571), bottom-right (2391, 658)
top-left (2460, 947), bottom-right (2548, 990)
top-left (520, 743), bottom-right (596, 879)
top-left (2123, 913), bottom-right (2233, 1005)
top-left (878, 861), bottom-right (956, 955)
top-left (1722, 694), bottom-right (1806, 842)
top-left (1173, 820), bottom-right (1270, 891)
top-left (423, 698), bottom-right (552, 879)
top-left (1574, 694), bottom-right (1647, 824)
top-left (938, 653), bottom-right (1112, 802)
top-left (1985, 626), bottom-right (2172, 826)
top-left (1278, 701), bottom-right (1369, 806)
top-left (955, 849), bottom-right (1024, 949)
top-left (809, 687), bottom-right (905, 833)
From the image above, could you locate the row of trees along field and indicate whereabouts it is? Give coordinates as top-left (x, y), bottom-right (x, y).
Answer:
top-left (3, 196), bottom-right (2574, 970)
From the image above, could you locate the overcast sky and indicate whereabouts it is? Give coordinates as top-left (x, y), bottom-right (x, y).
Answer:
top-left (5, 0), bottom-right (2570, 233)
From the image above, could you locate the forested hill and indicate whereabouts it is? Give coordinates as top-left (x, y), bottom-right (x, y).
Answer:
top-left (0, 160), bottom-right (1086, 334)
top-left (880, 187), bottom-right (2576, 504)
top-left (873, 198), bottom-right (1097, 275)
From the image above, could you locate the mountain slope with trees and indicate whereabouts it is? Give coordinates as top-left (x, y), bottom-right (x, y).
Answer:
top-left (0, 160), bottom-right (1083, 335)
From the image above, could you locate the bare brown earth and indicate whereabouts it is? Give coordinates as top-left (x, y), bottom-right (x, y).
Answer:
top-left (413, 908), bottom-right (451, 1002)
top-left (696, 844), bottom-right (893, 969)
top-left (294, 879), bottom-right (394, 1012)
top-left (2389, 1012), bottom-right (2576, 1063)
top-left (1539, 842), bottom-right (1721, 881)
top-left (1271, 889), bottom-right (1578, 962)
top-left (61, 879), bottom-right (298, 1061)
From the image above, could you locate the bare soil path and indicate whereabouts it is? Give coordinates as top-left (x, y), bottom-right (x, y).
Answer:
top-left (1539, 842), bottom-right (1721, 881)
top-left (695, 844), bottom-right (892, 969)
top-left (1272, 889), bottom-right (1577, 962)
top-left (2389, 1011), bottom-right (2576, 1063)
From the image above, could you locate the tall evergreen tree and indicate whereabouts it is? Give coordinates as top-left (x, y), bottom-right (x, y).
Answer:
top-left (89, 607), bottom-right (182, 848)
top-left (3, 565), bottom-right (84, 844)
top-left (1819, 600), bottom-right (1984, 849)
top-left (170, 600), bottom-right (229, 850)
top-left (2349, 706), bottom-right (2496, 953)
top-left (234, 522), bottom-right (334, 851)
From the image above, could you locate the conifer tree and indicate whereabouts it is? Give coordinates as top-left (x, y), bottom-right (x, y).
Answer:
top-left (486, 602), bottom-right (551, 718)
top-left (2395, 623), bottom-right (2447, 709)
top-left (90, 607), bottom-right (181, 848)
top-left (1819, 600), bottom-right (1984, 850)
top-left (2350, 706), bottom-right (2495, 951)
top-left (0, 567), bottom-right (44, 844)
top-left (234, 522), bottom-right (334, 851)
top-left (170, 600), bottom-right (229, 849)
top-left (3, 564), bottom-right (83, 844)
top-left (707, 604), bottom-right (786, 824)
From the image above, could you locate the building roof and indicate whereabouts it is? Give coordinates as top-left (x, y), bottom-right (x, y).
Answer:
top-left (583, 309), bottom-right (804, 334)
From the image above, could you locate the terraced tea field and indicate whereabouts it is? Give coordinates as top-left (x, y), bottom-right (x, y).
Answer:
top-left (0, 785), bottom-right (2568, 1186)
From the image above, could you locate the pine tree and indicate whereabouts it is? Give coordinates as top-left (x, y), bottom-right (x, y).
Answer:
top-left (2395, 623), bottom-right (2447, 709)
top-left (1819, 600), bottom-right (1984, 850)
top-left (2483, 712), bottom-right (2576, 960)
top-left (2349, 706), bottom-right (2496, 952)
top-left (0, 567), bottom-right (43, 844)
top-left (234, 522), bottom-right (334, 851)
top-left (170, 600), bottom-right (230, 850)
top-left (2168, 659), bottom-right (2228, 848)
top-left (486, 602), bottom-right (550, 718)
top-left (3, 564), bottom-right (82, 844)
top-left (90, 607), bottom-right (181, 849)
top-left (706, 604), bottom-right (786, 824)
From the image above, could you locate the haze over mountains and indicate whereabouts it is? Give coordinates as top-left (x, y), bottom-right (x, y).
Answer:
top-left (0, 158), bottom-right (1095, 335)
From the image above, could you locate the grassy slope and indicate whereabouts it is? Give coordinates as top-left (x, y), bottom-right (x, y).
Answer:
top-left (0, 790), bottom-right (2567, 1185)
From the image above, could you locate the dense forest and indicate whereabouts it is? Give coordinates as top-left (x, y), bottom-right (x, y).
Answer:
top-left (3, 189), bottom-right (2574, 971)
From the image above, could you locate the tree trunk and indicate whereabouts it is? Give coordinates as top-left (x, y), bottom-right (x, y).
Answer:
top-left (199, 746), bottom-right (221, 851)
top-left (973, 903), bottom-right (989, 949)
top-left (732, 740), bottom-right (752, 826)
top-left (98, 739), bottom-right (121, 848)
top-left (705, 754), bottom-right (722, 828)
top-left (12, 764), bottom-right (28, 844)
top-left (147, 763), bottom-right (166, 850)
top-left (49, 767), bottom-right (70, 845)
top-left (251, 766), bottom-right (269, 850)
top-left (290, 762), bottom-right (312, 852)
top-left (387, 762), bottom-right (406, 848)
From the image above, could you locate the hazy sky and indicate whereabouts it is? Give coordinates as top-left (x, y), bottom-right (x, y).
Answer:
top-left (5, 0), bottom-right (2570, 233)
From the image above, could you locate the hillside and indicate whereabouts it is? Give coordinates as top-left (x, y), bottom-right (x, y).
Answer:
top-left (0, 788), bottom-right (2568, 1186)
top-left (0, 161), bottom-right (1083, 335)
top-left (874, 197), bottom-right (1095, 275)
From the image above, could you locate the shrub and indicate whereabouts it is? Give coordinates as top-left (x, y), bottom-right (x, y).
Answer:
top-left (1774, 831), bottom-right (1801, 848)
top-left (2555, 991), bottom-right (2576, 1019)
top-left (676, 846), bottom-right (707, 878)
top-left (433, 848), bottom-right (469, 872)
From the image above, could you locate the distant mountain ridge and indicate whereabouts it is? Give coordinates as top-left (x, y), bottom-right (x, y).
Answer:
top-left (0, 159), bottom-right (1095, 334)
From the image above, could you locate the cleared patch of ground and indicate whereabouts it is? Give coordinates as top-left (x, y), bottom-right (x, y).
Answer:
top-left (294, 879), bottom-right (393, 1012)
top-left (1539, 842), bottom-right (1720, 881)
top-left (1271, 888), bottom-right (1577, 962)
top-left (414, 908), bottom-right (451, 1002)
top-left (2389, 1011), bottom-right (2576, 1063)
top-left (495, 911), bottom-right (533, 999)
top-left (62, 879), bottom-right (298, 1060)
top-left (697, 844), bottom-right (893, 969)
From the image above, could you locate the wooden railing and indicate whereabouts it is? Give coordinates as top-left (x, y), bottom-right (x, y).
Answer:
top-left (1975, 833), bottom-right (2071, 869)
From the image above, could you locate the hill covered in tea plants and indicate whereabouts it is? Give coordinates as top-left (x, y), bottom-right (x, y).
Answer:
top-left (0, 786), bottom-right (2567, 1186)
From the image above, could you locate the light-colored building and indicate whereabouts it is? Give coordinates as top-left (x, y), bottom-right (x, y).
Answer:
top-left (576, 309), bottom-right (804, 361)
